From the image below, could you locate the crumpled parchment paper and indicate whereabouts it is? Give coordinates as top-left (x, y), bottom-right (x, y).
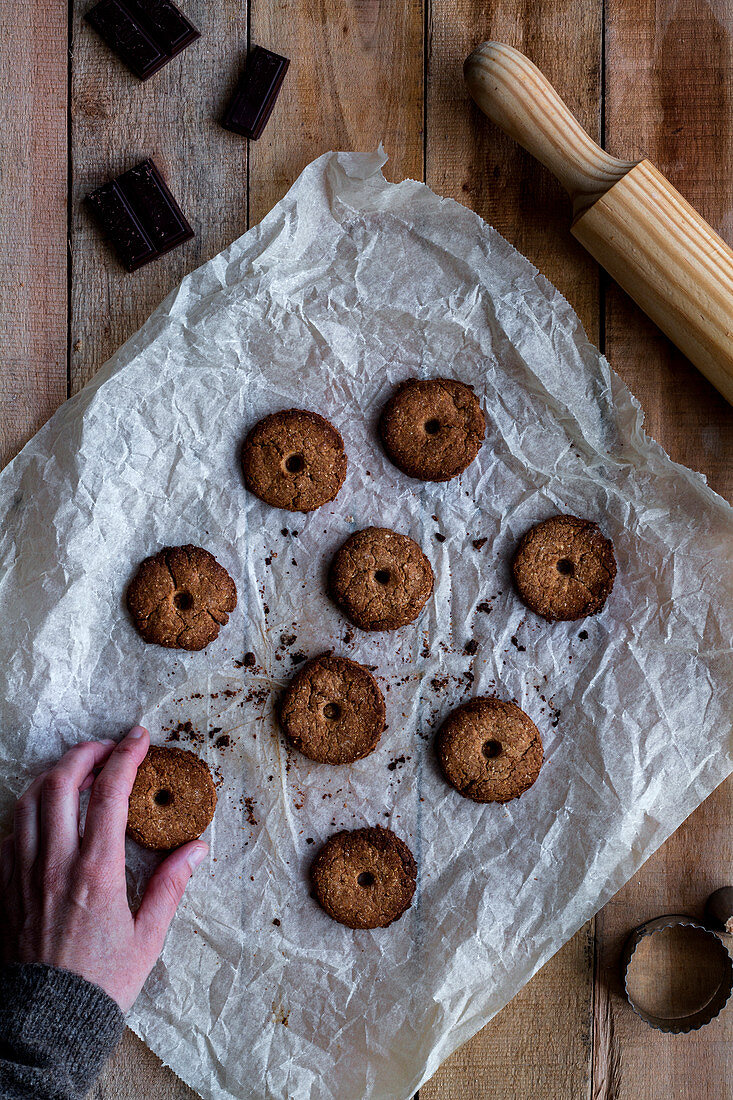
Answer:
top-left (1, 149), bottom-right (732, 1100)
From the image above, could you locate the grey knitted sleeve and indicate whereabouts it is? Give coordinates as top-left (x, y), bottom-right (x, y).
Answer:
top-left (0, 963), bottom-right (124, 1099)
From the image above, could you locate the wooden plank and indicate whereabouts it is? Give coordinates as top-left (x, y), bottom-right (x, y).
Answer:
top-left (69, 0), bottom-right (250, 395)
top-left (594, 1), bottom-right (733, 1096)
top-left (0, 0), bottom-right (67, 469)
top-left (421, 3), bottom-right (602, 1098)
top-left (593, 787), bottom-right (733, 1100)
top-left (603, 0), bottom-right (733, 502)
top-left (422, 929), bottom-right (595, 1099)
top-left (91, 1030), bottom-right (195, 1100)
top-left (248, 0), bottom-right (425, 226)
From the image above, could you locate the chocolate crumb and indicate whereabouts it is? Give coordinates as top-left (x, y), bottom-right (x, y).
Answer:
top-left (435, 533), bottom-right (446, 543)
top-left (281, 528), bottom-right (289, 536)
top-left (265, 556), bottom-right (273, 566)
top-left (578, 630), bottom-right (588, 640)
top-left (280, 633), bottom-right (297, 647)
top-left (272, 918), bottom-right (281, 926)
top-left (464, 639), bottom-right (478, 655)
top-left (305, 837), bottom-right (314, 844)
top-left (244, 651), bottom-right (256, 666)
top-left (387, 755), bottom-right (406, 771)
top-left (215, 734), bottom-right (231, 749)
top-left (477, 601), bottom-right (492, 613)
top-left (291, 651), bottom-right (307, 665)
top-left (510, 635), bottom-right (526, 652)
top-left (472, 537), bottom-right (488, 550)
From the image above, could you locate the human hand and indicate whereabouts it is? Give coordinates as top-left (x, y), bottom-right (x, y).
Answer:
top-left (0, 726), bottom-right (208, 1012)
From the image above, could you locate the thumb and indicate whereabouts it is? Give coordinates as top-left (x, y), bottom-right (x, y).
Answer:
top-left (135, 842), bottom-right (208, 949)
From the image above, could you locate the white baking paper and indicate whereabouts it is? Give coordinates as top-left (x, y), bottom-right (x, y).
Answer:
top-left (1, 150), bottom-right (732, 1100)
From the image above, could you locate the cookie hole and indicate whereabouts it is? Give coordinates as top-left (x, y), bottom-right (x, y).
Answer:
top-left (284, 453), bottom-right (305, 474)
top-left (424, 418), bottom-right (441, 435)
top-left (173, 591), bottom-right (193, 611)
top-left (357, 871), bottom-right (375, 888)
top-left (374, 569), bottom-right (391, 585)
top-left (482, 739), bottom-right (502, 760)
top-left (556, 558), bottom-right (574, 576)
top-left (154, 788), bottom-right (172, 807)
top-left (323, 702), bottom-right (342, 720)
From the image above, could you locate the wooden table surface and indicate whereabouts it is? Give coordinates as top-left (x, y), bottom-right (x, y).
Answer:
top-left (2, 1), bottom-right (731, 1097)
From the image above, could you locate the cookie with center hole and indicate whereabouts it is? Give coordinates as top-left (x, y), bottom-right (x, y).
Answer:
top-left (280, 654), bottom-right (386, 764)
top-left (241, 408), bottom-right (347, 512)
top-left (126, 745), bottom-right (217, 850)
top-left (379, 377), bottom-right (485, 481)
top-left (436, 696), bottom-right (543, 803)
top-left (126, 545), bottom-right (237, 650)
top-left (328, 526), bottom-right (434, 631)
top-left (512, 514), bottom-right (617, 621)
top-left (311, 826), bottom-right (417, 928)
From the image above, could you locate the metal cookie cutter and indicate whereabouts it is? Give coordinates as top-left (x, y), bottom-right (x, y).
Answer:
top-left (621, 903), bottom-right (733, 1034)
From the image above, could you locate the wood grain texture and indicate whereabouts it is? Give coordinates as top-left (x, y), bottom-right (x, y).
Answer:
top-left (69, 0), bottom-right (250, 394)
top-left (604, 0), bottom-right (733, 500)
top-left (421, 3), bottom-right (602, 1096)
top-left (425, 0), bottom-right (603, 344)
top-left (593, 787), bottom-right (733, 1100)
top-left (596, 1), bottom-right (733, 1097)
top-left (574, 159), bottom-right (733, 404)
top-left (90, 1030), bottom-right (195, 1100)
top-left (248, 0), bottom-right (425, 226)
top-left (0, 0), bottom-right (67, 469)
top-left (2, 1), bottom-right (732, 1097)
top-left (464, 41), bottom-right (634, 211)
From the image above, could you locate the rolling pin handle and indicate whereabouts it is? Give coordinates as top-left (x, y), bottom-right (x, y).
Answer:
top-left (464, 41), bottom-right (636, 215)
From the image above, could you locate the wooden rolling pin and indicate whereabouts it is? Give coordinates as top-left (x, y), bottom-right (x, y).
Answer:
top-left (464, 41), bottom-right (733, 405)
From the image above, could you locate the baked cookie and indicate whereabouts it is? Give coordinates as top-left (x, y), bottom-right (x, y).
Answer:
top-left (436, 697), bottom-right (543, 803)
top-left (328, 526), bottom-right (434, 632)
top-left (311, 826), bottom-right (417, 929)
top-left (512, 514), bottom-right (617, 621)
top-left (280, 654), bottom-right (386, 764)
top-left (127, 545), bottom-right (237, 650)
top-left (241, 408), bottom-right (347, 512)
top-left (379, 377), bottom-right (485, 481)
top-left (127, 745), bottom-right (217, 850)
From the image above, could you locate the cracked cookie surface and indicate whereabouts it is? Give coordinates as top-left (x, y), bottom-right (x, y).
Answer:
top-left (126, 544), bottom-right (237, 650)
top-left (379, 377), bottom-right (485, 481)
top-left (436, 697), bottom-right (543, 803)
top-left (242, 408), bottom-right (348, 512)
top-left (328, 526), bottom-right (434, 632)
top-left (280, 654), bottom-right (386, 764)
top-left (311, 826), bottom-right (417, 929)
top-left (127, 745), bottom-right (217, 850)
top-left (512, 514), bottom-right (617, 621)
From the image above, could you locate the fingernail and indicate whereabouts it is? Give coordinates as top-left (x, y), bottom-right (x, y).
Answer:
top-left (100, 738), bottom-right (116, 746)
top-left (187, 846), bottom-right (208, 871)
top-left (128, 726), bottom-right (148, 739)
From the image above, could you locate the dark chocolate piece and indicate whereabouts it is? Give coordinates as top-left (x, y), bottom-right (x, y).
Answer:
top-left (87, 159), bottom-right (194, 272)
top-left (86, 0), bottom-right (200, 81)
top-left (222, 46), bottom-right (290, 140)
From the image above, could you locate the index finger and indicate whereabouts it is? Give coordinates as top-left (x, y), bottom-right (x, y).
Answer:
top-left (81, 726), bottom-right (150, 863)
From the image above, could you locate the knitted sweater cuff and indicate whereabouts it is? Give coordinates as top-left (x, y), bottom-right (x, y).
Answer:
top-left (0, 962), bottom-right (124, 1096)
